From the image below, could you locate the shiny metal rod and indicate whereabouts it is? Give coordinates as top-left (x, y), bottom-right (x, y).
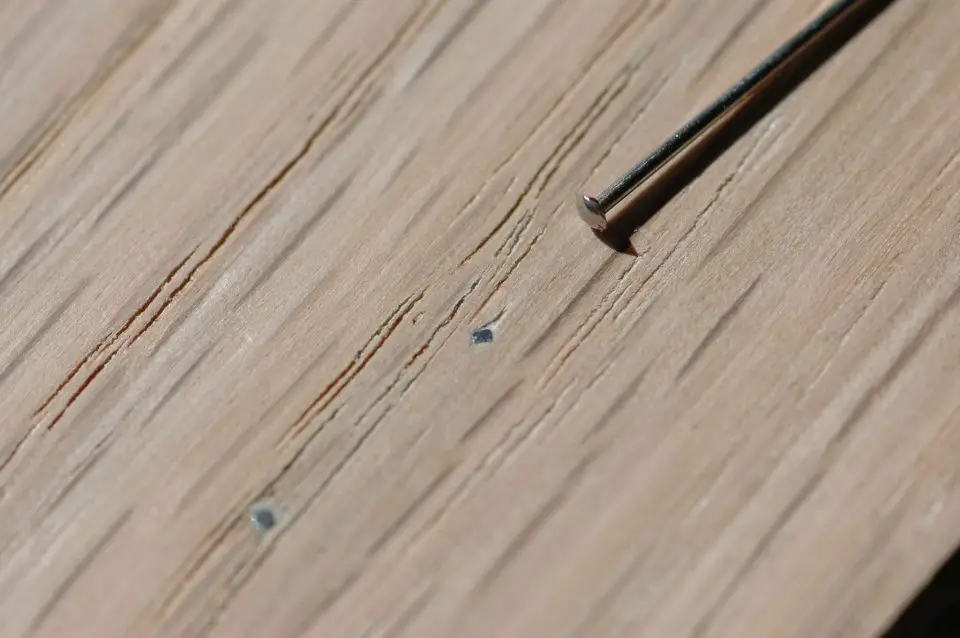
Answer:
top-left (578, 0), bottom-right (862, 231)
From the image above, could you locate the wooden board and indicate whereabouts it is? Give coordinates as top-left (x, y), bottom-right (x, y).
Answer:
top-left (1, 0), bottom-right (959, 635)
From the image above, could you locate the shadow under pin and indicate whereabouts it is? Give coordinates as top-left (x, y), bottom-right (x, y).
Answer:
top-left (580, 0), bottom-right (901, 251)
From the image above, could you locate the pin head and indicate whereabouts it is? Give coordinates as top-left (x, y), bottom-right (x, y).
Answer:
top-left (577, 195), bottom-right (608, 231)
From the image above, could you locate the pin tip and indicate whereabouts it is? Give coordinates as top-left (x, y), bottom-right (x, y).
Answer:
top-left (577, 195), bottom-right (607, 231)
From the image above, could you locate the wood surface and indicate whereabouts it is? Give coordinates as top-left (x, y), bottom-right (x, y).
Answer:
top-left (1, 0), bottom-right (959, 636)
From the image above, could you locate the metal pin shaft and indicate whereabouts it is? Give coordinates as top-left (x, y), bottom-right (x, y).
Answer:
top-left (578, 0), bottom-right (862, 231)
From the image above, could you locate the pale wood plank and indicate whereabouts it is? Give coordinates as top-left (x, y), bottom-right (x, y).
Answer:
top-left (1, 0), bottom-right (958, 636)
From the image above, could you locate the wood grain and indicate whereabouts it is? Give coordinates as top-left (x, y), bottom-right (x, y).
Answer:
top-left (1, 0), bottom-right (959, 636)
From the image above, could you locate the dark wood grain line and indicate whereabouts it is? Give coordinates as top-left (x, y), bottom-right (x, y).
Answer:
top-left (292, 0), bottom-right (360, 74)
top-left (62, 365), bottom-right (124, 432)
top-left (256, 342), bottom-right (336, 427)
top-left (459, 382), bottom-right (522, 443)
top-left (0, 223), bottom-right (56, 297)
top-left (142, 344), bottom-right (215, 428)
top-left (441, 0), bottom-right (569, 132)
top-left (0, 102), bottom-right (61, 190)
top-left (0, 0), bottom-right (60, 67)
top-left (582, 363), bottom-right (652, 442)
top-left (131, 0), bottom-right (425, 358)
top-left (367, 466), bottom-right (455, 555)
top-left (382, 584), bottom-right (436, 638)
top-left (676, 274), bottom-right (761, 381)
top-left (72, 111), bottom-right (132, 176)
top-left (176, 427), bottom-right (267, 513)
top-left (151, 512), bottom-right (245, 622)
top-left (229, 287), bottom-right (477, 619)
top-left (307, 83), bottom-right (385, 172)
top-left (127, 36), bottom-right (347, 354)
top-left (347, 277), bottom-right (482, 437)
top-left (572, 546), bottom-right (650, 637)
top-left (5, 0), bottom-right (178, 202)
top-left (690, 469), bottom-right (825, 637)
top-left (475, 454), bottom-right (595, 593)
top-left (697, 5), bottom-right (926, 272)
top-left (235, 177), bottom-right (353, 308)
top-left (89, 0), bottom-right (179, 95)
top-left (934, 146), bottom-right (960, 184)
top-left (537, 59), bottom-right (649, 198)
top-left (414, 0), bottom-right (490, 80)
top-left (28, 508), bottom-right (132, 636)
top-left (0, 280), bottom-right (88, 387)
top-left (158, 33), bottom-right (264, 145)
top-left (291, 569), bottom-right (363, 638)
top-left (694, 0), bottom-right (775, 80)
top-left (150, 0), bottom-right (253, 92)
top-left (90, 150), bottom-right (161, 229)
top-left (587, 68), bottom-right (671, 178)
top-left (522, 253), bottom-right (620, 358)
top-left (44, 435), bottom-right (114, 515)
top-left (40, 248), bottom-right (196, 412)
top-left (831, 278), bottom-right (960, 446)
top-left (150, 293), bottom-right (198, 357)
top-left (281, 292), bottom-right (423, 443)
top-left (37, 248), bottom-right (198, 426)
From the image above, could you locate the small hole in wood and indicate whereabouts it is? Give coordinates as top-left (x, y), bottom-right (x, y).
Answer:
top-left (250, 503), bottom-right (277, 533)
top-left (470, 327), bottom-right (494, 345)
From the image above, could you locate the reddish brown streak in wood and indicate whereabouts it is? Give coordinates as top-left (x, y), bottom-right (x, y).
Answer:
top-left (459, 71), bottom-right (633, 267)
top-left (539, 258), bottom-right (640, 388)
top-left (346, 278), bottom-right (482, 460)
top-left (0, 114), bottom-right (64, 203)
top-left (535, 62), bottom-right (639, 197)
top-left (127, 0), bottom-right (431, 377)
top-left (523, 253), bottom-right (620, 358)
top-left (153, 513), bottom-right (247, 621)
top-left (399, 284), bottom-right (479, 397)
top-left (283, 293), bottom-right (424, 442)
top-left (0, 0), bottom-right (178, 203)
top-left (456, 1), bottom-right (654, 267)
top-left (470, 222), bottom-right (547, 322)
top-left (37, 249), bottom-right (196, 427)
top-left (222, 283), bottom-right (484, 622)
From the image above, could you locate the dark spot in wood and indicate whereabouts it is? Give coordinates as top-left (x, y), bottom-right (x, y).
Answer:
top-left (249, 503), bottom-right (278, 533)
top-left (470, 327), bottom-right (494, 345)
